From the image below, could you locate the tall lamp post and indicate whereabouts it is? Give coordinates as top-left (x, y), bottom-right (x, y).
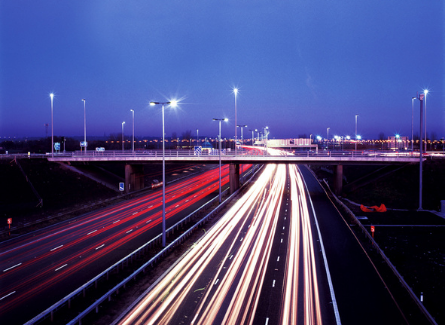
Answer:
top-left (50, 93), bottom-right (54, 157)
top-left (411, 97), bottom-right (416, 151)
top-left (131, 109), bottom-right (135, 153)
top-left (417, 92), bottom-right (425, 210)
top-left (249, 129), bottom-right (255, 145)
top-left (82, 99), bottom-right (86, 154)
top-left (424, 89), bottom-right (428, 152)
top-left (150, 101), bottom-right (178, 247)
top-left (233, 88), bottom-right (238, 155)
top-left (213, 118), bottom-right (228, 203)
top-left (237, 125), bottom-right (247, 148)
top-left (355, 114), bottom-right (359, 151)
top-left (121, 122), bottom-right (125, 152)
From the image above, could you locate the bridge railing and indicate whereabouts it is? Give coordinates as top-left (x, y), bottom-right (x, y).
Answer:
top-left (50, 149), bottom-right (424, 159)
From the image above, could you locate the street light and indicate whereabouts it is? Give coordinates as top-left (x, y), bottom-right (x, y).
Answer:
top-left (412, 97), bottom-right (416, 151)
top-left (424, 89), bottom-right (428, 152)
top-left (233, 88), bottom-right (238, 155)
top-left (417, 91), bottom-right (425, 210)
top-left (249, 129), bottom-right (255, 145)
top-left (130, 109), bottom-right (135, 153)
top-left (196, 129), bottom-right (199, 147)
top-left (121, 121), bottom-right (125, 152)
top-left (82, 99), bottom-right (86, 154)
top-left (213, 118), bottom-right (228, 203)
top-left (150, 100), bottom-right (178, 247)
top-left (50, 93), bottom-right (54, 157)
top-left (355, 114), bottom-right (359, 151)
top-left (237, 125), bottom-right (247, 148)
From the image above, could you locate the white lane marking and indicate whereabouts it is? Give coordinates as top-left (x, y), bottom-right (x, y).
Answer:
top-left (265, 318), bottom-right (269, 325)
top-left (146, 220), bottom-right (152, 224)
top-left (194, 195), bottom-right (197, 198)
top-left (240, 237), bottom-right (243, 242)
top-left (3, 263), bottom-right (22, 272)
top-left (132, 212), bottom-right (138, 215)
top-left (95, 244), bottom-right (105, 250)
top-left (50, 245), bottom-right (63, 251)
top-left (55, 264), bottom-right (68, 271)
top-left (272, 280), bottom-right (275, 287)
top-left (277, 256), bottom-right (280, 262)
top-left (113, 220), bottom-right (120, 224)
top-left (0, 291), bottom-right (16, 301)
top-left (302, 168), bottom-right (342, 325)
top-left (175, 205), bottom-right (180, 208)
top-left (126, 229), bottom-right (133, 234)
top-left (214, 279), bottom-right (219, 285)
top-left (185, 200), bottom-right (189, 202)
top-left (281, 238), bottom-right (283, 243)
top-left (148, 205), bottom-right (153, 208)
top-left (229, 255), bottom-right (233, 260)
top-left (282, 226), bottom-right (285, 230)
top-left (87, 230), bottom-right (97, 235)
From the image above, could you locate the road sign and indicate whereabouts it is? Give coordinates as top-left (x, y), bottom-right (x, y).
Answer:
top-left (80, 141), bottom-right (88, 148)
top-left (119, 182), bottom-right (125, 191)
top-left (54, 142), bottom-right (60, 151)
top-left (7, 218), bottom-right (12, 225)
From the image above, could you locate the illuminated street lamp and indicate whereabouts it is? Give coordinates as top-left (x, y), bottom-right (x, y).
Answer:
top-left (249, 129), bottom-right (255, 145)
top-left (150, 100), bottom-right (178, 247)
top-left (196, 129), bottom-right (199, 147)
top-left (355, 114), bottom-right (359, 151)
top-left (233, 88), bottom-right (238, 155)
top-left (122, 121), bottom-right (125, 152)
top-left (237, 125), bottom-right (247, 147)
top-left (130, 109), bottom-right (135, 153)
top-left (82, 99), bottom-right (87, 154)
top-left (213, 118), bottom-right (228, 203)
top-left (50, 93), bottom-right (54, 157)
top-left (411, 97), bottom-right (416, 151)
top-left (424, 89), bottom-right (428, 152)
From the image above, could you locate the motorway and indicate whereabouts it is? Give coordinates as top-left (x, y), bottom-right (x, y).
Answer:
top-left (115, 164), bottom-right (339, 325)
top-left (0, 163), bottom-right (251, 324)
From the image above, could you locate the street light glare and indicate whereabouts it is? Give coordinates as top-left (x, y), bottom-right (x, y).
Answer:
top-left (50, 93), bottom-right (54, 99)
top-left (224, 118), bottom-right (228, 122)
top-left (233, 88), bottom-right (238, 95)
top-left (169, 100), bottom-right (178, 107)
top-left (424, 89), bottom-right (429, 95)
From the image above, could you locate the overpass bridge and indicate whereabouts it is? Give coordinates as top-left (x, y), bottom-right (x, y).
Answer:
top-left (48, 149), bottom-right (420, 195)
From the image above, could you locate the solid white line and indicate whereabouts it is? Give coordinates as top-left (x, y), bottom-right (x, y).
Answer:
top-left (3, 263), bottom-right (22, 272)
top-left (95, 244), bottom-right (105, 250)
top-left (55, 264), bottom-right (67, 271)
top-left (87, 230), bottom-right (97, 235)
top-left (0, 291), bottom-right (16, 301)
top-left (302, 169), bottom-right (342, 325)
top-left (50, 245), bottom-right (63, 251)
top-left (126, 229), bottom-right (133, 234)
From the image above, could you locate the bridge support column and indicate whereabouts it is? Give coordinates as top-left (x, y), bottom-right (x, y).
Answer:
top-left (229, 163), bottom-right (240, 194)
top-left (125, 164), bottom-right (144, 193)
top-left (333, 164), bottom-right (343, 195)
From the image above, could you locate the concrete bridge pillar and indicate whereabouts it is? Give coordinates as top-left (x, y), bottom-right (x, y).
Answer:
top-left (125, 164), bottom-right (144, 193)
top-left (333, 164), bottom-right (343, 195)
top-left (229, 163), bottom-right (240, 194)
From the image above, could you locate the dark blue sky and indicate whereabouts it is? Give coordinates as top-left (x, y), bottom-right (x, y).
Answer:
top-left (1, 1), bottom-right (443, 141)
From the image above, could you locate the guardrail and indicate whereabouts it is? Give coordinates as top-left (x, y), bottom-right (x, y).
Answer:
top-left (321, 178), bottom-right (438, 325)
top-left (54, 149), bottom-right (426, 159)
top-left (25, 165), bottom-right (261, 325)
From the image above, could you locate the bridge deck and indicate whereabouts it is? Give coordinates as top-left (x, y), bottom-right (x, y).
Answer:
top-left (47, 150), bottom-right (422, 165)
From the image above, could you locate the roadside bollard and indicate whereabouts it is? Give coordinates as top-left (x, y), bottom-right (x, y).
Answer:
top-left (370, 225), bottom-right (375, 238)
